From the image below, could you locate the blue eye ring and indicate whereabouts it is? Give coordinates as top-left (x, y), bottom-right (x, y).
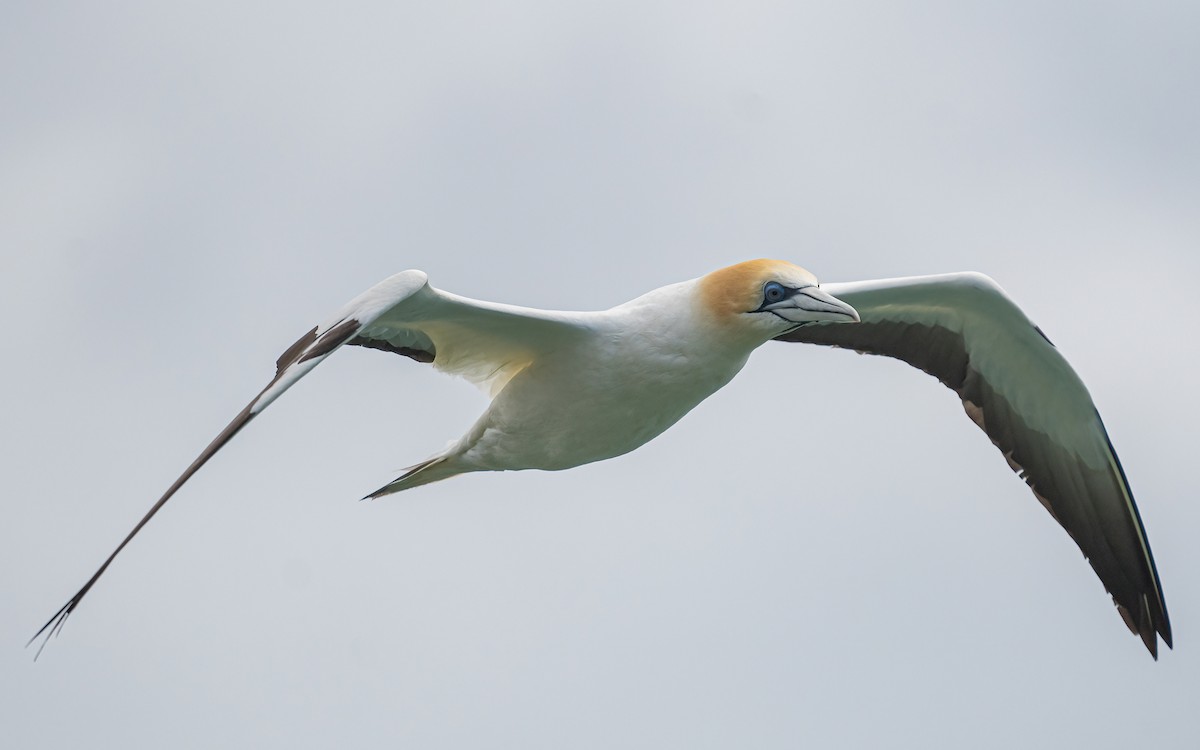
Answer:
top-left (763, 281), bottom-right (787, 304)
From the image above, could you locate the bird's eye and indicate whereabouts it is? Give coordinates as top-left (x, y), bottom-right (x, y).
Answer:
top-left (763, 281), bottom-right (787, 304)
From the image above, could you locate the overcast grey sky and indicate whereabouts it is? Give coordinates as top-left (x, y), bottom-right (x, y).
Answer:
top-left (3, 1), bottom-right (1198, 747)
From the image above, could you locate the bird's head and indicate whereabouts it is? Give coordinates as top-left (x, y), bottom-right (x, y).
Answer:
top-left (697, 259), bottom-right (860, 341)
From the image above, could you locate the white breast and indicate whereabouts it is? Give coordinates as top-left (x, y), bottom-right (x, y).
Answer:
top-left (453, 280), bottom-right (754, 472)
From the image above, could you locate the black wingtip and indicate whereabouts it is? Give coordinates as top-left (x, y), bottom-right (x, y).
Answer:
top-left (1116, 595), bottom-right (1171, 660)
top-left (362, 485), bottom-right (389, 501)
top-left (28, 597), bottom-right (78, 661)
top-left (1143, 630), bottom-right (1158, 661)
top-left (29, 571), bottom-right (105, 661)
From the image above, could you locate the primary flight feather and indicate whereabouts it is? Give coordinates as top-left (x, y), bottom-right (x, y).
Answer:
top-left (33, 260), bottom-right (1171, 658)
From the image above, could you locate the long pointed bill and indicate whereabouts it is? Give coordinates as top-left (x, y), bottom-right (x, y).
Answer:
top-left (770, 286), bottom-right (860, 324)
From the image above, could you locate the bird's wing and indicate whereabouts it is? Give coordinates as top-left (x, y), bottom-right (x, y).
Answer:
top-left (32, 270), bottom-right (585, 656)
top-left (349, 283), bottom-right (585, 395)
top-left (775, 272), bottom-right (1171, 657)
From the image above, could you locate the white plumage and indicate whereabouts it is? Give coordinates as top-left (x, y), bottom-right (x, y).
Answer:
top-left (33, 259), bottom-right (1171, 658)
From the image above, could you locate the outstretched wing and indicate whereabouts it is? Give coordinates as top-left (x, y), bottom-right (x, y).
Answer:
top-left (776, 272), bottom-right (1171, 658)
top-left (32, 270), bottom-right (583, 656)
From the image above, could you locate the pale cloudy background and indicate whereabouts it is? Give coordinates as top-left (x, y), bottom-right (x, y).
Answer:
top-left (3, 1), bottom-right (1198, 747)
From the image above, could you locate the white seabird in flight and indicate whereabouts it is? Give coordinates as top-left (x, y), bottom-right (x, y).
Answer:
top-left (33, 260), bottom-right (1171, 658)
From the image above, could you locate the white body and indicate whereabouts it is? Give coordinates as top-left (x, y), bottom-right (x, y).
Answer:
top-left (449, 280), bottom-right (752, 474)
top-left (33, 259), bottom-right (1171, 660)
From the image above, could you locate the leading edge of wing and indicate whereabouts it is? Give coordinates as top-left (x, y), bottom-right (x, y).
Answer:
top-left (29, 270), bottom-right (433, 658)
top-left (351, 284), bottom-right (593, 396)
top-left (774, 272), bottom-right (1171, 657)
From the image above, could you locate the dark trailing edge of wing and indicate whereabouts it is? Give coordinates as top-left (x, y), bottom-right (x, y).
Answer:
top-left (347, 337), bottom-right (435, 363)
top-left (776, 318), bottom-right (1172, 657)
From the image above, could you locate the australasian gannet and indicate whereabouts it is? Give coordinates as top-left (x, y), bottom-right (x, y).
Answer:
top-left (33, 260), bottom-right (1171, 658)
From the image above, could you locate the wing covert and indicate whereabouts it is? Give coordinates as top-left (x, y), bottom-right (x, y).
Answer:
top-left (350, 286), bottom-right (587, 395)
